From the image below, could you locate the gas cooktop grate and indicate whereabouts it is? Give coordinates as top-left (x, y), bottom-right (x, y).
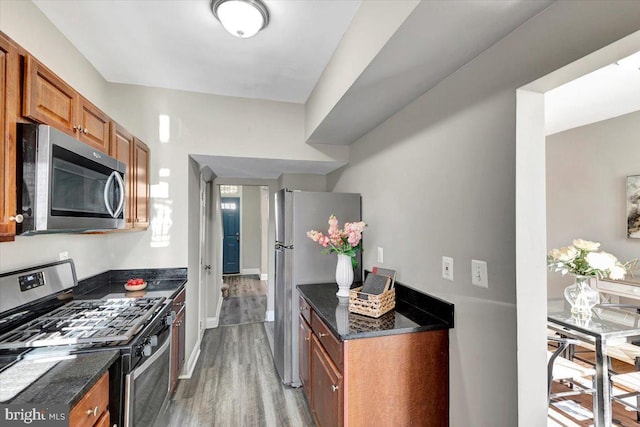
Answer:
top-left (0, 297), bottom-right (166, 349)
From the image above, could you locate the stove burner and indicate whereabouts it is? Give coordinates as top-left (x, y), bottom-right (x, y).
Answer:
top-left (0, 297), bottom-right (166, 349)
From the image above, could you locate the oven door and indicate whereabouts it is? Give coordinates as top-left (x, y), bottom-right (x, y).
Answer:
top-left (124, 337), bottom-right (171, 427)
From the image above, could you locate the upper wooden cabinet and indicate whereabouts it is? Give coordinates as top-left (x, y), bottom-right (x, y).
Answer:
top-left (77, 96), bottom-right (110, 153)
top-left (110, 125), bottom-right (150, 230)
top-left (22, 55), bottom-right (110, 153)
top-left (110, 122), bottom-right (134, 229)
top-left (0, 33), bottom-right (19, 242)
top-left (133, 138), bottom-right (150, 229)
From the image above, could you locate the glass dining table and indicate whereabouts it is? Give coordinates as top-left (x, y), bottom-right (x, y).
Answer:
top-left (547, 299), bottom-right (640, 427)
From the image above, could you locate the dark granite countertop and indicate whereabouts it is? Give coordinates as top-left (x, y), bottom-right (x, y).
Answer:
top-left (4, 350), bottom-right (119, 407)
top-left (297, 282), bottom-right (454, 341)
top-left (74, 268), bottom-right (187, 300)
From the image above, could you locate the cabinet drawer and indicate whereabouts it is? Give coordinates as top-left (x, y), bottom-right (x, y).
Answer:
top-left (69, 371), bottom-right (109, 427)
top-left (94, 410), bottom-right (110, 427)
top-left (173, 288), bottom-right (186, 312)
top-left (311, 311), bottom-right (343, 372)
top-left (299, 296), bottom-right (311, 324)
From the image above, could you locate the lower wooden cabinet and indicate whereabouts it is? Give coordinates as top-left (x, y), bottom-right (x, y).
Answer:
top-left (311, 333), bottom-right (343, 427)
top-left (299, 315), bottom-right (311, 401)
top-left (170, 288), bottom-right (186, 394)
top-left (69, 371), bottom-right (109, 427)
top-left (299, 296), bottom-right (449, 427)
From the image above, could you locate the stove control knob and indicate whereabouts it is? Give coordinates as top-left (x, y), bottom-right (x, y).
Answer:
top-left (150, 335), bottom-right (158, 347)
top-left (143, 344), bottom-right (152, 357)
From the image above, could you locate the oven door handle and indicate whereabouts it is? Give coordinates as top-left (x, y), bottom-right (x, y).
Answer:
top-left (132, 336), bottom-right (170, 379)
top-left (125, 336), bottom-right (171, 425)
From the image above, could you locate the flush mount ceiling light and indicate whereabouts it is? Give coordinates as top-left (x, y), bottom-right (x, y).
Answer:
top-left (211, 0), bottom-right (270, 39)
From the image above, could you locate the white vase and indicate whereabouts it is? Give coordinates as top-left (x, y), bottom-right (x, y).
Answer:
top-left (335, 254), bottom-right (354, 297)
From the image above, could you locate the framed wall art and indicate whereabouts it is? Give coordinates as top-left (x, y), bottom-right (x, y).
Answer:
top-left (627, 175), bottom-right (640, 238)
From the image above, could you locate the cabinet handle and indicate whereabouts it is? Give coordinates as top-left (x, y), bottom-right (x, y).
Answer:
top-left (331, 385), bottom-right (339, 392)
top-left (83, 128), bottom-right (89, 134)
top-left (9, 214), bottom-right (24, 223)
top-left (304, 337), bottom-right (310, 341)
top-left (75, 125), bottom-right (83, 132)
top-left (318, 332), bottom-right (328, 337)
top-left (86, 406), bottom-right (99, 417)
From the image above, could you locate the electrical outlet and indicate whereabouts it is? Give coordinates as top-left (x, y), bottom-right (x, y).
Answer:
top-left (59, 251), bottom-right (69, 261)
top-left (377, 247), bottom-right (384, 263)
top-left (442, 256), bottom-right (454, 281)
top-left (472, 260), bottom-right (488, 288)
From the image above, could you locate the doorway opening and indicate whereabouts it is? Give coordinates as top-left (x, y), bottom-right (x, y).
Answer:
top-left (515, 31), bottom-right (640, 426)
top-left (219, 184), bottom-right (269, 326)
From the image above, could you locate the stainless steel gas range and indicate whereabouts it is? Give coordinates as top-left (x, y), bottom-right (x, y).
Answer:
top-left (0, 260), bottom-right (174, 427)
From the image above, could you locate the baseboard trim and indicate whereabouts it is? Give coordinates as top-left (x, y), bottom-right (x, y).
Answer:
top-left (260, 273), bottom-right (268, 281)
top-left (265, 310), bottom-right (274, 322)
top-left (206, 295), bottom-right (224, 329)
top-left (241, 268), bottom-right (260, 275)
top-left (179, 337), bottom-right (202, 379)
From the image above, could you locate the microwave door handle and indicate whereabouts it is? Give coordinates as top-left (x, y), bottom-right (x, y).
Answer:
top-left (104, 172), bottom-right (116, 218)
top-left (113, 172), bottom-right (125, 217)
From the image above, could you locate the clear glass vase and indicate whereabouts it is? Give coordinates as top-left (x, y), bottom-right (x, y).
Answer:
top-left (564, 275), bottom-right (600, 320)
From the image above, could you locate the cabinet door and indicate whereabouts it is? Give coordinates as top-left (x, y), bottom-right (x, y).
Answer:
top-left (311, 334), bottom-right (343, 427)
top-left (133, 138), bottom-right (149, 229)
top-left (78, 96), bottom-right (110, 153)
top-left (23, 55), bottom-right (77, 135)
top-left (170, 307), bottom-right (186, 394)
top-left (299, 315), bottom-right (311, 401)
top-left (0, 33), bottom-right (18, 242)
top-left (109, 122), bottom-right (134, 228)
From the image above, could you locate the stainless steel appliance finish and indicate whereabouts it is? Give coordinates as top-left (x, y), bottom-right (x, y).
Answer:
top-left (0, 260), bottom-right (173, 427)
top-left (273, 189), bottom-right (361, 386)
top-left (0, 297), bottom-right (166, 349)
top-left (17, 123), bottom-right (126, 235)
top-left (125, 330), bottom-right (171, 427)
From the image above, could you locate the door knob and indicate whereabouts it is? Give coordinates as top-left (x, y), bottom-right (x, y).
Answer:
top-left (9, 214), bottom-right (23, 223)
top-left (204, 265), bottom-right (211, 270)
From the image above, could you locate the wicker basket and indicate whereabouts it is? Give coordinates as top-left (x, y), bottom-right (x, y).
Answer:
top-left (348, 286), bottom-right (395, 318)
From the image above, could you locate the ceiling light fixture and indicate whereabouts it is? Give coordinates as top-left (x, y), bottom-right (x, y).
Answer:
top-left (211, 0), bottom-right (269, 39)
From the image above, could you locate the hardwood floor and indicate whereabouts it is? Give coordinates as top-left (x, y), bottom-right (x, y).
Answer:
top-left (167, 323), bottom-right (314, 427)
top-left (549, 348), bottom-right (640, 426)
top-left (219, 275), bottom-right (267, 326)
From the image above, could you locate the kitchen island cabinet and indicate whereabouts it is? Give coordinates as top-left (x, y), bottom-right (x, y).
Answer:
top-left (298, 282), bottom-right (454, 427)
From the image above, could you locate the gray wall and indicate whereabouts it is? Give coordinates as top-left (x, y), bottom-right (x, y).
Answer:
top-left (278, 173), bottom-right (328, 191)
top-left (327, 3), bottom-right (640, 426)
top-left (546, 110), bottom-right (640, 297)
top-left (241, 186), bottom-right (261, 272)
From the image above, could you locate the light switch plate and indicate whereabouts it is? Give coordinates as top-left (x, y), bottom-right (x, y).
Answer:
top-left (472, 260), bottom-right (488, 288)
top-left (442, 256), bottom-right (454, 281)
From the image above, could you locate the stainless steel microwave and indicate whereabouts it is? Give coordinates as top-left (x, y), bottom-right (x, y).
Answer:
top-left (16, 124), bottom-right (126, 235)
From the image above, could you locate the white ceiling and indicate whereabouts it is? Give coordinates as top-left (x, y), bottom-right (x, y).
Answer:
top-left (33, 0), bottom-right (361, 104)
top-left (308, 0), bottom-right (554, 145)
top-left (545, 51), bottom-right (640, 135)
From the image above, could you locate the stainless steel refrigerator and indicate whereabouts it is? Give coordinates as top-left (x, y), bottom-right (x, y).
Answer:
top-left (273, 188), bottom-right (361, 386)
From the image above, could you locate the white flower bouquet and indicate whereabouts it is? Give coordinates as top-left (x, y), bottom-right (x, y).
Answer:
top-left (547, 239), bottom-right (628, 280)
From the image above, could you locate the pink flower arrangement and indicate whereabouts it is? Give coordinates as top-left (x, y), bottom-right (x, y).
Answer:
top-left (307, 215), bottom-right (366, 267)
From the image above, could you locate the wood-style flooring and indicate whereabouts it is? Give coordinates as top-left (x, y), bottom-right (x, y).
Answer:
top-left (549, 349), bottom-right (640, 426)
top-left (167, 323), bottom-right (314, 427)
top-left (219, 275), bottom-right (267, 326)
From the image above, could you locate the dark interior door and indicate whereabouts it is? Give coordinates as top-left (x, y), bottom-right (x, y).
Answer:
top-left (222, 197), bottom-right (240, 274)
